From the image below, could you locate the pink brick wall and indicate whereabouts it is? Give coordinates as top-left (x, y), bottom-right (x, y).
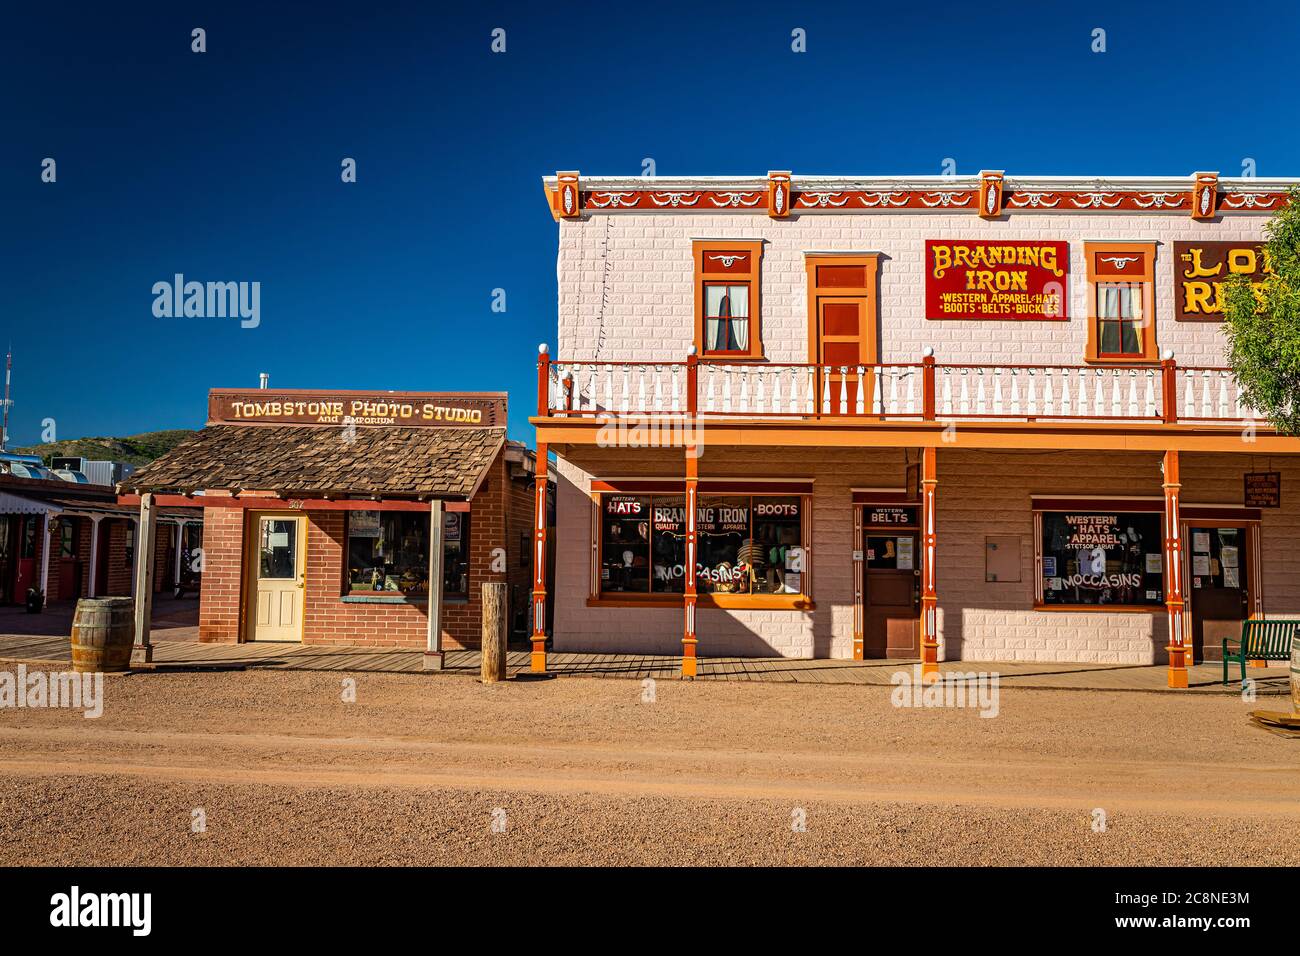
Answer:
top-left (555, 211), bottom-right (1268, 368)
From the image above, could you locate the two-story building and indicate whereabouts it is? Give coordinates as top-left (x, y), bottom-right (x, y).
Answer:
top-left (527, 169), bottom-right (1300, 688)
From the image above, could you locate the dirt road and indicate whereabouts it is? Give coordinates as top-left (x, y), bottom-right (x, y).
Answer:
top-left (1, 666), bottom-right (1297, 865)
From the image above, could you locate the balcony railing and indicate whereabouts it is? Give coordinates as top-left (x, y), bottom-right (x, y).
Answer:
top-left (536, 350), bottom-right (1255, 426)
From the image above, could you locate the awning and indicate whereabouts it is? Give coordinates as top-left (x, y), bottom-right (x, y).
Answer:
top-left (123, 424), bottom-right (505, 499)
top-left (0, 492), bottom-right (60, 516)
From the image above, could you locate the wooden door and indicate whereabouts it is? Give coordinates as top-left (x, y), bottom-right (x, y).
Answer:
top-left (1187, 523), bottom-right (1250, 663)
top-left (249, 514), bottom-right (306, 642)
top-left (806, 255), bottom-right (879, 417)
top-left (863, 532), bottom-right (921, 658)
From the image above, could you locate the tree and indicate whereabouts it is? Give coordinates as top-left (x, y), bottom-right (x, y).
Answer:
top-left (1222, 184), bottom-right (1300, 434)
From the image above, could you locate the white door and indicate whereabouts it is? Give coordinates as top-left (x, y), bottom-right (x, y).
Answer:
top-left (252, 515), bottom-right (305, 642)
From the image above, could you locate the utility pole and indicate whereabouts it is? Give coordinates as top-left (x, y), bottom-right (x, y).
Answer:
top-left (0, 348), bottom-right (12, 453)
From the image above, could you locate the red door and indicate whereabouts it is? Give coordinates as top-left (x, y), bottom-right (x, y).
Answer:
top-left (14, 516), bottom-right (37, 600)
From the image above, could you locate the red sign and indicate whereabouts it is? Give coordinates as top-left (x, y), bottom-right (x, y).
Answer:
top-left (926, 240), bottom-right (1070, 320)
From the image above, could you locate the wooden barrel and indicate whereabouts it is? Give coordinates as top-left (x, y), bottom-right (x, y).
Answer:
top-left (70, 597), bottom-right (136, 673)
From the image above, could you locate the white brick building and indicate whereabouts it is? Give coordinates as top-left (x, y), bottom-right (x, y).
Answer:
top-left (526, 170), bottom-right (1299, 685)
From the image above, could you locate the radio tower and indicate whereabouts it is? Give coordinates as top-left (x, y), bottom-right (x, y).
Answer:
top-left (0, 347), bottom-right (11, 453)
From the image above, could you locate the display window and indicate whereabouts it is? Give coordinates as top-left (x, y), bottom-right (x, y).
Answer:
top-left (597, 490), bottom-right (807, 600)
top-left (1036, 509), bottom-right (1165, 608)
top-left (346, 510), bottom-right (469, 599)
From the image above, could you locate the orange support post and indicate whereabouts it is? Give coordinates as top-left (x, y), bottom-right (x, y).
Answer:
top-left (1161, 354), bottom-right (1178, 424)
top-left (537, 344), bottom-right (551, 417)
top-left (921, 350), bottom-right (936, 421)
top-left (1163, 450), bottom-right (1188, 688)
top-left (920, 446), bottom-right (939, 681)
top-left (530, 443), bottom-right (549, 673)
top-left (682, 449), bottom-right (699, 677)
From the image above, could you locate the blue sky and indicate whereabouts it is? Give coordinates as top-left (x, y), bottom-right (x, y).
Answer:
top-left (2, 0), bottom-right (1297, 446)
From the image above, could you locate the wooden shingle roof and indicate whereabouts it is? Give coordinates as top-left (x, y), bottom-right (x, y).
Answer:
top-left (123, 424), bottom-right (505, 498)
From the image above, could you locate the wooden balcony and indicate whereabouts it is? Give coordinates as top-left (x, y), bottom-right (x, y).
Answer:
top-left (531, 348), bottom-right (1297, 454)
top-left (538, 351), bottom-right (1253, 425)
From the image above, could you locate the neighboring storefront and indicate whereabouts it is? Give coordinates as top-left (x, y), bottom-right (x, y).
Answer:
top-left (120, 389), bottom-right (543, 664)
top-left (0, 471), bottom-right (199, 605)
top-left (528, 168), bottom-right (1300, 686)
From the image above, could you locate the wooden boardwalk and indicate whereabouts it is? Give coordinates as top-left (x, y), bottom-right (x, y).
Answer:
top-left (0, 632), bottom-right (1289, 695)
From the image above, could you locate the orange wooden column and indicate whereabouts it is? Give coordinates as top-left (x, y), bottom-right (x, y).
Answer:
top-left (1163, 450), bottom-right (1188, 688)
top-left (920, 446), bottom-right (939, 681)
top-left (682, 449), bottom-right (699, 677)
top-left (530, 443), bottom-right (549, 673)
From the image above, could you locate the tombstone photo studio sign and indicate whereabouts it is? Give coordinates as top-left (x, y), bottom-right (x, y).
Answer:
top-left (208, 390), bottom-right (507, 427)
top-left (926, 240), bottom-right (1070, 320)
top-left (1173, 241), bottom-right (1270, 322)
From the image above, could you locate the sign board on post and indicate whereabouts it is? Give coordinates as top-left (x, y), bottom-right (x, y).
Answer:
top-left (1173, 241), bottom-right (1270, 322)
top-left (925, 240), bottom-right (1069, 320)
top-left (1244, 472), bottom-right (1281, 508)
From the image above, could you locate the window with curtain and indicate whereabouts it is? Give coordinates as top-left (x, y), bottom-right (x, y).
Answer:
top-left (1085, 243), bottom-right (1156, 362)
top-left (703, 283), bottom-right (750, 354)
top-left (694, 240), bottom-right (762, 358)
top-left (1096, 282), bottom-right (1144, 357)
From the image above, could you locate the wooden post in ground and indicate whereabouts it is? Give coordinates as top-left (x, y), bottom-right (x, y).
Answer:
top-left (423, 501), bottom-right (445, 671)
top-left (1163, 450), bottom-right (1188, 688)
top-left (131, 492), bottom-right (157, 665)
top-left (530, 444), bottom-right (549, 672)
top-left (481, 582), bottom-right (507, 682)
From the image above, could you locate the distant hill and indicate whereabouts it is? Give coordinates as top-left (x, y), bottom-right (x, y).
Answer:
top-left (13, 429), bottom-right (198, 467)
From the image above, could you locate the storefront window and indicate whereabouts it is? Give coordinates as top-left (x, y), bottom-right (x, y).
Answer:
top-left (601, 496), bottom-right (652, 593)
top-left (599, 493), bottom-right (806, 597)
top-left (1039, 511), bottom-right (1164, 607)
top-left (346, 510), bottom-right (470, 599)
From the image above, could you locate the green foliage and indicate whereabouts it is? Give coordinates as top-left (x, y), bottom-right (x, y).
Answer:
top-left (13, 429), bottom-right (198, 467)
top-left (1222, 184), bottom-right (1300, 434)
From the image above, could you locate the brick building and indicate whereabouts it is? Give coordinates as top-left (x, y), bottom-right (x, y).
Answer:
top-left (121, 389), bottom-right (544, 663)
top-left (0, 471), bottom-right (199, 606)
top-left (526, 169), bottom-right (1300, 687)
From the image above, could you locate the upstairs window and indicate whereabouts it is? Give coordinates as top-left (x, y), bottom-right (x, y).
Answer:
top-left (1085, 243), bottom-right (1157, 363)
top-left (693, 240), bottom-right (763, 359)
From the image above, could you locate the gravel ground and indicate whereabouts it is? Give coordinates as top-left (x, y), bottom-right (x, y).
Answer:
top-left (0, 666), bottom-right (1297, 866)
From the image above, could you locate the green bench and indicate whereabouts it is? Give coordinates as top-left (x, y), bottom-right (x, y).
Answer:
top-left (1222, 619), bottom-right (1299, 685)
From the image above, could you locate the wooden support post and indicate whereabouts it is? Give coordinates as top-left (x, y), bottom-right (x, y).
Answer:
top-left (37, 514), bottom-right (52, 606)
top-left (1161, 354), bottom-right (1178, 424)
top-left (423, 501), bottom-right (445, 671)
top-left (86, 515), bottom-right (103, 598)
top-left (1163, 450), bottom-right (1188, 688)
top-left (682, 447), bottom-right (699, 678)
top-left (530, 444), bottom-right (549, 673)
top-left (131, 492), bottom-right (157, 664)
top-left (920, 446), bottom-right (939, 682)
top-left (537, 344), bottom-right (551, 417)
top-left (922, 350), bottom-right (936, 421)
top-left (686, 348), bottom-right (698, 416)
top-left (481, 582), bottom-right (508, 682)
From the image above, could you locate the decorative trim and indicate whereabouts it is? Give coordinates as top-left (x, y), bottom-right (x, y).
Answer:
top-left (540, 172), bottom-right (1295, 217)
top-left (979, 170), bottom-right (1004, 219)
